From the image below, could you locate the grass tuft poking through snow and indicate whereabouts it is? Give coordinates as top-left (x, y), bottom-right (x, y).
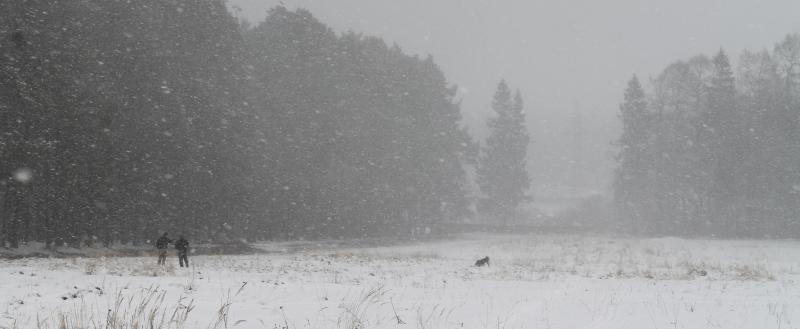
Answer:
top-left (32, 286), bottom-right (194, 329)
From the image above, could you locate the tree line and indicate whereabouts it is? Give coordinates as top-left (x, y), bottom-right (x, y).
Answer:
top-left (0, 2), bottom-right (530, 247)
top-left (615, 34), bottom-right (800, 238)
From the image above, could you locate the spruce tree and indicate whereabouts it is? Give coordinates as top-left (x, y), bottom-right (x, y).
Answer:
top-left (614, 75), bottom-right (650, 228)
top-left (477, 80), bottom-right (531, 225)
top-left (614, 35), bottom-right (800, 237)
top-left (702, 49), bottom-right (739, 229)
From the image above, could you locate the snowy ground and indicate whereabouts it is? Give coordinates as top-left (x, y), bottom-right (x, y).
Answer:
top-left (2, 233), bottom-right (799, 328)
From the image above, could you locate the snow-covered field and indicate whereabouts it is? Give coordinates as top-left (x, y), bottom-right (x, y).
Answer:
top-left (2, 233), bottom-right (799, 328)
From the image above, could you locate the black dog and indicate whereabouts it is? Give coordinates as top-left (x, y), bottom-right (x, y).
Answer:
top-left (474, 256), bottom-right (490, 267)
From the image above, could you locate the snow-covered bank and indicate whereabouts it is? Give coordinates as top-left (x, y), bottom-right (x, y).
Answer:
top-left (2, 234), bottom-right (799, 328)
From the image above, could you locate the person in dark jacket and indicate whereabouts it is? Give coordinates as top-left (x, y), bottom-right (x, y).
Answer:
top-left (155, 233), bottom-right (172, 265)
top-left (174, 236), bottom-right (190, 267)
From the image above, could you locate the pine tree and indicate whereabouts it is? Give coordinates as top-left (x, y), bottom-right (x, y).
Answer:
top-left (477, 80), bottom-right (531, 226)
top-left (700, 49), bottom-right (741, 230)
top-left (772, 34), bottom-right (800, 227)
top-left (0, 4), bottom-right (476, 245)
top-left (614, 75), bottom-right (651, 229)
top-left (614, 35), bottom-right (800, 237)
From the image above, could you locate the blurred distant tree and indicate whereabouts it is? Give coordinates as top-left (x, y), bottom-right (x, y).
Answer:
top-left (616, 36), bottom-right (800, 238)
top-left (0, 3), bottom-right (475, 247)
top-left (614, 75), bottom-right (651, 231)
top-left (245, 8), bottom-right (473, 239)
top-left (701, 50), bottom-right (746, 232)
top-left (477, 81), bottom-right (531, 226)
top-left (0, 0), bottom-right (259, 247)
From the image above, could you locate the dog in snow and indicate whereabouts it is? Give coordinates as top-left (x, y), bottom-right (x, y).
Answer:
top-left (474, 256), bottom-right (490, 267)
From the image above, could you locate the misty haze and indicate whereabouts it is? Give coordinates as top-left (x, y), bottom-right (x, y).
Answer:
top-left (1, 1), bottom-right (800, 328)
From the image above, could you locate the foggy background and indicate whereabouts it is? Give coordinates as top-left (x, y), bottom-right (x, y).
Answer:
top-left (3, 0), bottom-right (800, 247)
top-left (230, 0), bottom-right (800, 194)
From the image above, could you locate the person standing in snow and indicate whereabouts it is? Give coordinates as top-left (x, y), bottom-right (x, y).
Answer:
top-left (174, 235), bottom-right (190, 267)
top-left (156, 232), bottom-right (172, 265)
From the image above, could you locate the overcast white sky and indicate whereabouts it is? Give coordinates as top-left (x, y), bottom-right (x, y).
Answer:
top-left (228, 0), bottom-right (800, 191)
